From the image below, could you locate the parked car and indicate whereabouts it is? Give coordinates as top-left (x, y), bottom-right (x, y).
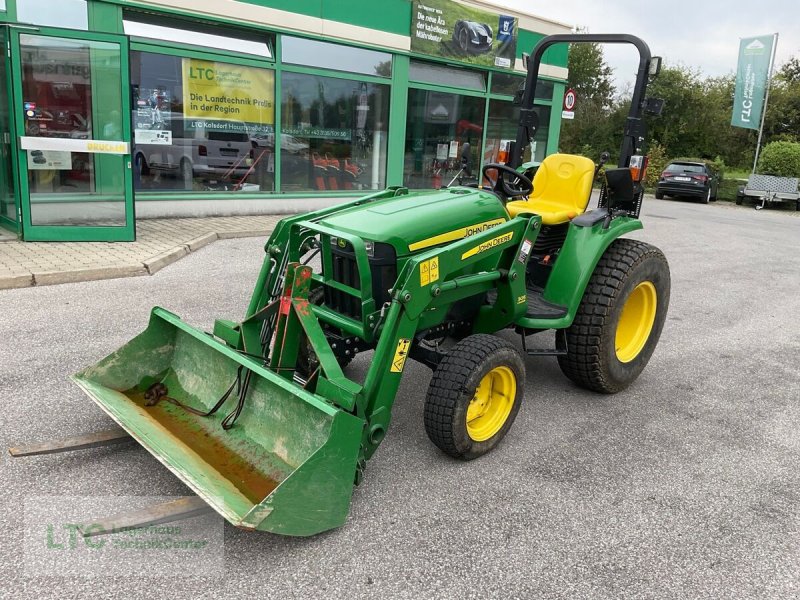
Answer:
top-left (452, 20), bottom-right (493, 54)
top-left (655, 161), bottom-right (719, 204)
top-left (134, 118), bottom-right (254, 185)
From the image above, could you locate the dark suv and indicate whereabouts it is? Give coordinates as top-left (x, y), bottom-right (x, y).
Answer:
top-left (655, 161), bottom-right (719, 204)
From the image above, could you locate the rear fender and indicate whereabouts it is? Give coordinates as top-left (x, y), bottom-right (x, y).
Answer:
top-left (532, 216), bottom-right (643, 329)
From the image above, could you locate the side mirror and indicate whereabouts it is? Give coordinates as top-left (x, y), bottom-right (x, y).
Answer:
top-left (649, 56), bottom-right (662, 78)
top-left (644, 97), bottom-right (665, 116)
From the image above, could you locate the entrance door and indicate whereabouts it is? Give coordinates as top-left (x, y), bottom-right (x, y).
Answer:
top-left (0, 27), bottom-right (18, 233)
top-left (9, 27), bottom-right (134, 241)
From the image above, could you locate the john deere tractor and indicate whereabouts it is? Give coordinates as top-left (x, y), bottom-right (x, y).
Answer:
top-left (11, 34), bottom-right (670, 536)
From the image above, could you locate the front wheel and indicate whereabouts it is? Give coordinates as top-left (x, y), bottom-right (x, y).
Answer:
top-left (424, 334), bottom-right (524, 460)
top-left (558, 238), bottom-right (670, 393)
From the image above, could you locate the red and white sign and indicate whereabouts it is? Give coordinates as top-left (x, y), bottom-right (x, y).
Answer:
top-left (563, 88), bottom-right (577, 112)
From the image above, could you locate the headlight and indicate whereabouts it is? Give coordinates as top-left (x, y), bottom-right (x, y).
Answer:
top-left (364, 240), bottom-right (375, 258)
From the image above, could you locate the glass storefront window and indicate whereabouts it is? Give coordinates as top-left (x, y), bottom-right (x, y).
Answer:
top-left (403, 88), bottom-right (485, 189)
top-left (409, 60), bottom-right (486, 92)
top-left (123, 15), bottom-right (273, 59)
top-left (491, 72), bottom-right (554, 100)
top-left (16, 0), bottom-right (88, 30)
top-left (130, 51), bottom-right (276, 193)
top-left (282, 37), bottom-right (392, 78)
top-left (280, 73), bottom-right (389, 192)
top-left (484, 100), bottom-right (550, 167)
top-left (20, 34), bottom-right (126, 226)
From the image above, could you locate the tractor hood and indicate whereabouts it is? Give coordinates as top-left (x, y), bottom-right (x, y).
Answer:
top-left (318, 188), bottom-right (509, 255)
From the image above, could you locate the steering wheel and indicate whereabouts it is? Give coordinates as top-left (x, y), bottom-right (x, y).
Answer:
top-left (482, 163), bottom-right (533, 200)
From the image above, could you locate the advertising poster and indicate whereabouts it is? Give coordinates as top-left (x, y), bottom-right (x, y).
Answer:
top-left (27, 149), bottom-right (71, 170)
top-left (731, 34), bottom-right (776, 130)
top-left (411, 0), bottom-right (518, 69)
top-left (133, 87), bottom-right (172, 133)
top-left (182, 59), bottom-right (275, 134)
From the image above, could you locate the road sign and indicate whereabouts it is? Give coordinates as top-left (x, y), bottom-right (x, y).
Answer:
top-left (563, 88), bottom-right (577, 112)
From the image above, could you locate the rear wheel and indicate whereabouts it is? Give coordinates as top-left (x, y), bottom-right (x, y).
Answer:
top-left (654, 190), bottom-right (664, 200)
top-left (424, 334), bottom-right (524, 460)
top-left (701, 187), bottom-right (711, 204)
top-left (558, 238), bottom-right (670, 393)
top-left (458, 29), bottom-right (469, 53)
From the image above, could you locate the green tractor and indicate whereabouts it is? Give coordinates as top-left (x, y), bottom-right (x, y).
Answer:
top-left (11, 34), bottom-right (669, 536)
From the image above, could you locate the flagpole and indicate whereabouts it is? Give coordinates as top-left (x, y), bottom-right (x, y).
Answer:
top-left (752, 32), bottom-right (779, 174)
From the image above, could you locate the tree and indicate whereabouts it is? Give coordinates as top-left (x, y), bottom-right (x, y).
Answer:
top-left (558, 34), bottom-right (616, 159)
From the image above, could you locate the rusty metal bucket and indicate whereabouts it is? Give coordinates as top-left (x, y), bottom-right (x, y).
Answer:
top-left (72, 307), bottom-right (363, 536)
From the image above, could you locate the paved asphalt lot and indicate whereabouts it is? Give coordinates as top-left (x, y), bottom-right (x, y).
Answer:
top-left (1, 199), bottom-right (798, 598)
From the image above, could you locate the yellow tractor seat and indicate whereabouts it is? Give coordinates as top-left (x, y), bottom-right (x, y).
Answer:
top-left (506, 153), bottom-right (596, 225)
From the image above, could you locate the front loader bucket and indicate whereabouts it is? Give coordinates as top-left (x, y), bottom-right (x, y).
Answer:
top-left (72, 307), bottom-right (363, 536)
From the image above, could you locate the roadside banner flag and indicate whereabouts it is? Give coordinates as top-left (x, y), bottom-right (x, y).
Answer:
top-left (731, 34), bottom-right (776, 130)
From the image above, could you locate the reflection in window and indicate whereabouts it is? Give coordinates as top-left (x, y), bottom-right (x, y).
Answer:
top-left (130, 51), bottom-right (276, 193)
top-left (409, 60), bottom-right (486, 92)
top-left (282, 37), bottom-right (392, 78)
top-left (17, 0), bottom-right (88, 30)
top-left (484, 100), bottom-right (550, 168)
top-left (404, 89), bottom-right (485, 189)
top-left (280, 73), bottom-right (389, 192)
top-left (123, 15), bottom-right (273, 58)
top-left (491, 73), bottom-right (554, 100)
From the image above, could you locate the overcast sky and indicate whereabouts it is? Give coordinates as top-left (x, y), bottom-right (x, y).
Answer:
top-left (499, 0), bottom-right (799, 89)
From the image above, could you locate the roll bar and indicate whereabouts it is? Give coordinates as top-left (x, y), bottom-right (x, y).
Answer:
top-left (511, 33), bottom-right (657, 170)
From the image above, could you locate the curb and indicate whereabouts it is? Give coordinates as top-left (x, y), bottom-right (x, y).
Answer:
top-left (0, 228), bottom-right (272, 290)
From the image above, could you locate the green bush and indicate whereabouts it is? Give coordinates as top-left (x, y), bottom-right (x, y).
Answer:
top-left (757, 141), bottom-right (800, 177)
top-left (645, 142), bottom-right (668, 188)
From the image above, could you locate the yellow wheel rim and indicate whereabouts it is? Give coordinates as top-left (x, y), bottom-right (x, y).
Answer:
top-left (466, 366), bottom-right (516, 442)
top-left (615, 281), bottom-right (657, 363)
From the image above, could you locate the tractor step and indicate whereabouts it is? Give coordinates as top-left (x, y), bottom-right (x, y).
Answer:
top-left (523, 290), bottom-right (568, 320)
top-left (8, 427), bottom-right (132, 457)
top-left (486, 287), bottom-right (568, 320)
top-left (520, 329), bottom-right (568, 357)
top-left (78, 496), bottom-right (213, 538)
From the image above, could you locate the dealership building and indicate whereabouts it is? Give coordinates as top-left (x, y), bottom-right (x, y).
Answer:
top-left (0, 0), bottom-right (571, 241)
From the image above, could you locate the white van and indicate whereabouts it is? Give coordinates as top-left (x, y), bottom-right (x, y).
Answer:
top-left (134, 118), bottom-right (254, 184)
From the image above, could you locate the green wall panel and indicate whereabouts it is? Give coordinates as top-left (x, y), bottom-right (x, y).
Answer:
top-left (239, 0), bottom-right (411, 36)
top-left (517, 29), bottom-right (568, 68)
top-left (321, 0), bottom-right (411, 36)
top-left (241, 0), bottom-right (323, 20)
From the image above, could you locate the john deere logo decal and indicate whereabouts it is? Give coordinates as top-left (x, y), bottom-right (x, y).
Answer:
top-left (461, 232), bottom-right (514, 260)
top-left (337, 238), bottom-right (347, 248)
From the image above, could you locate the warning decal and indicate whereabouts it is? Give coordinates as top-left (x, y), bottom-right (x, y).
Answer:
top-left (420, 256), bottom-right (440, 287)
top-left (390, 338), bottom-right (412, 373)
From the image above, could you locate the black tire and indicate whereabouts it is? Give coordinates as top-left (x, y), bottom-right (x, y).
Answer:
top-left (558, 238), bottom-right (670, 394)
top-left (134, 152), bottom-right (150, 177)
top-left (654, 190), bottom-right (664, 200)
top-left (795, 200), bottom-right (800, 212)
top-left (735, 194), bottom-right (744, 206)
top-left (458, 29), bottom-right (469, 53)
top-left (424, 334), bottom-right (524, 460)
top-left (701, 187), bottom-right (711, 204)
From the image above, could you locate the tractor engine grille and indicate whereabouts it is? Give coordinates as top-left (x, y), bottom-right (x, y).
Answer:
top-left (324, 242), bottom-right (397, 321)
